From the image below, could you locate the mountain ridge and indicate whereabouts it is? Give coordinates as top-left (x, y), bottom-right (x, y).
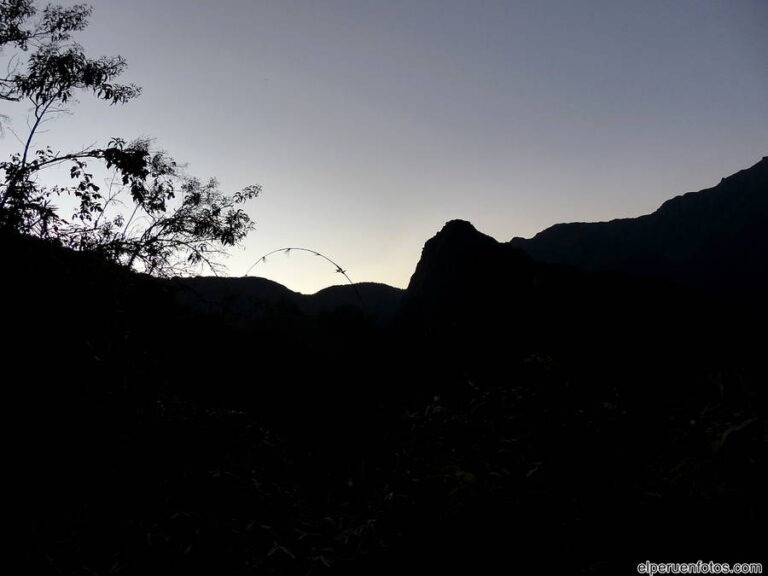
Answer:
top-left (508, 156), bottom-right (767, 296)
top-left (174, 275), bottom-right (404, 326)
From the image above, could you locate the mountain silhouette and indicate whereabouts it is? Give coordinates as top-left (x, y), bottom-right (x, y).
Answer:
top-left (175, 276), bottom-right (403, 326)
top-left (394, 208), bottom-right (765, 564)
top-left (400, 208), bottom-right (766, 407)
top-left (509, 157), bottom-right (768, 297)
top-left (403, 218), bottom-right (684, 334)
top-left (5, 157), bottom-right (766, 575)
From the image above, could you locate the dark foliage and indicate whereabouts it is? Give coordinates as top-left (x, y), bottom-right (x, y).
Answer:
top-left (8, 161), bottom-right (766, 574)
top-left (0, 1), bottom-right (260, 275)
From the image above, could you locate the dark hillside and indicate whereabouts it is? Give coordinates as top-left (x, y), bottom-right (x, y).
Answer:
top-left (174, 276), bottom-right (403, 327)
top-left (5, 198), bottom-right (767, 575)
top-left (510, 157), bottom-right (768, 298)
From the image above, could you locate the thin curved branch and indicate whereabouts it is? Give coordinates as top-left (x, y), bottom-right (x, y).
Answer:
top-left (245, 247), bottom-right (366, 313)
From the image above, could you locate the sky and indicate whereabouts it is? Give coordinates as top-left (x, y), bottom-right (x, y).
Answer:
top-left (2, 0), bottom-right (767, 293)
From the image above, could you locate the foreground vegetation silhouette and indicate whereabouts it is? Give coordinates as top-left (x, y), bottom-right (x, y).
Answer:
top-left (0, 0), bottom-right (259, 276)
top-left (9, 158), bottom-right (767, 575)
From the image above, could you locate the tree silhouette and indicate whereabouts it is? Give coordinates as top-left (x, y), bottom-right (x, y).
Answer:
top-left (0, 0), bottom-right (260, 275)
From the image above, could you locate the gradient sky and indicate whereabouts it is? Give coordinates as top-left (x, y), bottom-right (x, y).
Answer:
top-left (2, 0), bottom-right (766, 292)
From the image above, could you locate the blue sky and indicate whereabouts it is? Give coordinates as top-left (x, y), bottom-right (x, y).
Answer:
top-left (2, 0), bottom-right (766, 292)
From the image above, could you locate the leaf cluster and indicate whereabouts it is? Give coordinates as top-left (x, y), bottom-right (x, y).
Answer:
top-left (0, 1), bottom-right (260, 276)
top-left (0, 1), bottom-right (132, 104)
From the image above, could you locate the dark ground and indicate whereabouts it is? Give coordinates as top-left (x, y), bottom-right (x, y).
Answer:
top-left (5, 230), bottom-right (766, 575)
